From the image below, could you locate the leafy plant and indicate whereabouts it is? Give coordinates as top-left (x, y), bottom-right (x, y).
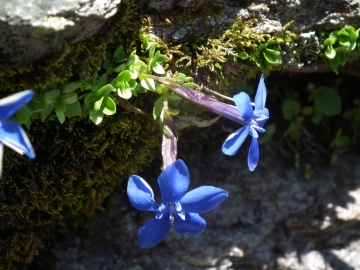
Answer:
top-left (322, 26), bottom-right (360, 73)
top-left (82, 74), bottom-right (117, 124)
top-left (252, 42), bottom-right (282, 70)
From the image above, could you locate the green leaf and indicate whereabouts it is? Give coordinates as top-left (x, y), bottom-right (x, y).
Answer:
top-left (61, 93), bottom-right (78, 104)
top-left (113, 63), bottom-right (127, 73)
top-left (133, 60), bottom-right (147, 73)
top-left (97, 73), bottom-right (108, 88)
top-left (153, 96), bottom-right (163, 120)
top-left (129, 67), bottom-right (138, 80)
top-left (15, 106), bottom-right (29, 124)
top-left (43, 89), bottom-right (60, 103)
top-left (84, 92), bottom-right (95, 104)
top-left (81, 81), bottom-right (92, 90)
top-left (89, 108), bottom-right (104, 125)
top-left (101, 96), bottom-right (116, 115)
top-left (302, 106), bottom-right (314, 116)
top-left (140, 78), bottom-right (155, 91)
top-left (40, 105), bottom-right (54, 122)
top-left (31, 97), bottom-right (47, 111)
top-left (176, 73), bottom-right (186, 84)
top-left (127, 52), bottom-right (138, 66)
top-left (214, 63), bottom-right (222, 70)
top-left (117, 70), bottom-right (132, 82)
top-left (338, 53), bottom-right (346, 65)
top-left (329, 30), bottom-right (339, 41)
top-left (329, 57), bottom-right (339, 74)
top-left (113, 46), bottom-right (126, 62)
top-left (263, 48), bottom-right (282, 65)
top-left (325, 44), bottom-right (336, 59)
top-left (94, 96), bottom-right (104, 112)
top-left (336, 135), bottom-right (351, 148)
top-left (62, 82), bottom-right (81, 93)
top-left (155, 83), bottom-right (168, 94)
top-left (314, 86), bottom-right (341, 116)
top-left (183, 82), bottom-right (197, 88)
top-left (166, 109), bottom-right (179, 115)
top-left (152, 62), bottom-right (165, 74)
top-left (238, 51), bottom-right (249, 60)
top-left (282, 99), bottom-right (301, 120)
top-left (117, 87), bottom-right (132, 99)
top-left (95, 84), bottom-right (113, 99)
top-left (149, 46), bottom-right (155, 59)
top-left (323, 37), bottom-right (336, 46)
top-left (103, 59), bottom-right (112, 70)
top-left (311, 111), bottom-right (323, 125)
top-left (338, 35), bottom-right (351, 48)
top-left (338, 28), bottom-right (350, 36)
top-left (259, 123), bottom-right (276, 144)
top-left (155, 54), bottom-right (168, 64)
top-left (55, 106), bottom-right (65, 124)
top-left (168, 93), bottom-right (182, 107)
top-left (64, 101), bottom-right (82, 117)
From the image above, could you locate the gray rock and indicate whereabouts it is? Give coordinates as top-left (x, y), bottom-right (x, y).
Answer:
top-left (0, 0), bottom-right (121, 64)
top-left (148, 0), bottom-right (360, 70)
top-left (52, 147), bottom-right (360, 269)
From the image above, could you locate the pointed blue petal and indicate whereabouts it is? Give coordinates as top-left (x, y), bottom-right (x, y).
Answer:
top-left (233, 92), bottom-right (254, 123)
top-left (158, 159), bottom-right (189, 202)
top-left (254, 74), bottom-right (267, 112)
top-left (138, 216), bottom-right (171, 248)
top-left (174, 212), bottom-right (206, 234)
top-left (181, 186), bottom-right (228, 213)
top-left (248, 126), bottom-right (259, 138)
top-left (0, 121), bottom-right (35, 159)
top-left (0, 90), bottom-right (34, 120)
top-left (248, 137), bottom-right (259, 171)
top-left (127, 175), bottom-right (160, 211)
top-left (222, 126), bottom-right (249, 156)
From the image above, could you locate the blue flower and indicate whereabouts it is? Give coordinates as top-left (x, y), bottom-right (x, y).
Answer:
top-left (222, 75), bottom-right (269, 171)
top-left (127, 159), bottom-right (228, 248)
top-left (0, 90), bottom-right (35, 177)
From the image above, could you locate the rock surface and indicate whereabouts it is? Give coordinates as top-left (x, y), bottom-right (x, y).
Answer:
top-left (147, 0), bottom-right (360, 71)
top-left (52, 147), bottom-right (360, 269)
top-left (0, 0), bottom-right (121, 64)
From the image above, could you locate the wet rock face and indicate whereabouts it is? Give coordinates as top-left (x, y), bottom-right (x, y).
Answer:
top-left (51, 149), bottom-right (360, 269)
top-left (0, 0), bottom-right (121, 64)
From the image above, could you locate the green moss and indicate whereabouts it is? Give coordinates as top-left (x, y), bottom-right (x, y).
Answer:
top-left (0, 98), bottom-right (159, 269)
top-left (0, 0), bottom-right (163, 268)
top-left (155, 18), bottom-right (297, 92)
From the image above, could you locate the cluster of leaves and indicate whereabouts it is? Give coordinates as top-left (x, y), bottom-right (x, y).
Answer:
top-left (14, 35), bottom-right (195, 129)
top-left (15, 81), bottom-right (83, 127)
top-left (321, 26), bottom-right (360, 73)
top-left (280, 83), bottom-right (347, 177)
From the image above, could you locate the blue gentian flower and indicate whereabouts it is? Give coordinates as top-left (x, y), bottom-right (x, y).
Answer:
top-left (127, 159), bottom-right (228, 248)
top-left (0, 90), bottom-right (35, 177)
top-left (222, 75), bottom-right (269, 171)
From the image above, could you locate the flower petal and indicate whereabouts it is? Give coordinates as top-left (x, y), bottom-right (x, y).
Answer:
top-left (174, 212), bottom-right (206, 234)
top-left (222, 126), bottom-right (249, 156)
top-left (138, 216), bottom-right (171, 248)
top-left (158, 159), bottom-right (189, 202)
top-left (234, 92), bottom-right (253, 123)
top-left (181, 186), bottom-right (228, 213)
top-left (248, 137), bottom-right (259, 171)
top-left (254, 74), bottom-right (267, 112)
top-left (0, 121), bottom-right (35, 159)
top-left (0, 90), bottom-right (34, 120)
top-left (127, 175), bottom-right (160, 211)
